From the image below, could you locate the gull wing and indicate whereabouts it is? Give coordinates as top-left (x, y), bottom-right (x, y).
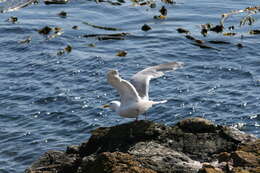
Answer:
top-left (107, 70), bottom-right (140, 106)
top-left (130, 62), bottom-right (184, 99)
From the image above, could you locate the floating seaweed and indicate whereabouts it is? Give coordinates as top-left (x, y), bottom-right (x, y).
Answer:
top-left (161, 0), bottom-right (175, 4)
top-left (47, 28), bottom-right (64, 40)
top-left (83, 21), bottom-right (120, 31)
top-left (37, 26), bottom-right (64, 40)
top-left (0, 0), bottom-right (36, 13)
top-left (57, 45), bottom-right (72, 56)
top-left (83, 33), bottom-right (129, 40)
top-left (65, 45), bottom-right (72, 52)
top-left (141, 24), bottom-right (151, 31)
top-left (116, 50), bottom-right (127, 57)
top-left (249, 29), bottom-right (260, 35)
top-left (185, 35), bottom-right (196, 40)
top-left (6, 16), bottom-right (18, 23)
top-left (58, 11), bottom-right (67, 18)
top-left (223, 32), bottom-right (236, 36)
top-left (195, 39), bottom-right (204, 44)
top-left (240, 16), bottom-right (255, 26)
top-left (72, 26), bottom-right (79, 30)
top-left (201, 28), bottom-right (208, 37)
top-left (177, 28), bottom-right (190, 34)
top-left (18, 36), bottom-right (32, 44)
top-left (210, 25), bottom-right (224, 33)
top-left (83, 33), bottom-right (129, 38)
top-left (38, 26), bottom-right (52, 35)
top-left (236, 43), bottom-right (243, 48)
top-left (221, 6), bottom-right (260, 26)
top-left (208, 40), bottom-right (230, 44)
top-left (150, 2), bottom-right (156, 8)
top-left (153, 15), bottom-right (166, 20)
top-left (192, 42), bottom-right (219, 50)
top-left (159, 6), bottom-right (167, 16)
top-left (87, 43), bottom-right (96, 47)
top-left (44, 0), bottom-right (68, 5)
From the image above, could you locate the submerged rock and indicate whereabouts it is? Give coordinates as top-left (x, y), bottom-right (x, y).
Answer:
top-left (25, 117), bottom-right (258, 173)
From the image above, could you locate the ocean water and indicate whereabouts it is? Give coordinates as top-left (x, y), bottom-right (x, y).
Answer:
top-left (0, 0), bottom-right (259, 172)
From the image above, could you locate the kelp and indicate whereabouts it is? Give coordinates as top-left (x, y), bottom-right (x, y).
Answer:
top-left (57, 45), bottom-right (72, 56)
top-left (223, 32), bottom-right (236, 36)
top-left (58, 11), bottom-right (67, 18)
top-left (18, 36), bottom-right (32, 44)
top-left (44, 0), bottom-right (68, 5)
top-left (37, 26), bottom-right (64, 40)
top-left (0, 0), bottom-right (36, 13)
top-left (221, 6), bottom-right (260, 26)
top-left (208, 40), bottom-right (230, 44)
top-left (192, 42), bottom-right (220, 51)
top-left (116, 50), bottom-right (127, 56)
top-left (153, 15), bottom-right (166, 19)
top-left (83, 21), bottom-right (121, 31)
top-left (141, 24), bottom-right (151, 31)
top-left (6, 16), bottom-right (18, 23)
top-left (159, 6), bottom-right (167, 16)
top-left (249, 30), bottom-right (260, 35)
top-left (83, 32), bottom-right (129, 40)
top-left (177, 28), bottom-right (190, 34)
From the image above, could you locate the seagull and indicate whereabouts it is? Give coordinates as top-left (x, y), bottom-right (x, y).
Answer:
top-left (102, 62), bottom-right (184, 120)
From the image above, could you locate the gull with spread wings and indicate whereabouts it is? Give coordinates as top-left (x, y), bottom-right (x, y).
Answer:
top-left (102, 62), bottom-right (184, 120)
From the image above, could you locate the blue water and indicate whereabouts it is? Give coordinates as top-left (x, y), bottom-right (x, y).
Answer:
top-left (0, 0), bottom-right (259, 172)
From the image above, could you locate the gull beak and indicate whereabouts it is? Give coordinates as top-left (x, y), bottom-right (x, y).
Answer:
top-left (101, 104), bottom-right (110, 108)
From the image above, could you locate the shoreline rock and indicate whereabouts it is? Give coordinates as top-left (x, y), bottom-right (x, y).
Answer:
top-left (25, 117), bottom-right (259, 173)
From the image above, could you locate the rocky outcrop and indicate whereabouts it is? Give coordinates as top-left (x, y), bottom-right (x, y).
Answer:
top-left (25, 117), bottom-right (259, 173)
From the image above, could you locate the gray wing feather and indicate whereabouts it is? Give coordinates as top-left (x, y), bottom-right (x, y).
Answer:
top-left (107, 70), bottom-right (140, 106)
top-left (130, 62), bottom-right (184, 99)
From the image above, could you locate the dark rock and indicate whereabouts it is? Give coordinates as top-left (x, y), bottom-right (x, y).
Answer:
top-left (77, 152), bottom-right (156, 173)
top-left (231, 150), bottom-right (259, 167)
top-left (217, 152), bottom-right (231, 162)
top-left (198, 167), bottom-right (224, 173)
top-left (129, 141), bottom-right (202, 173)
top-left (25, 117), bottom-right (258, 173)
top-left (79, 120), bottom-right (170, 157)
top-left (66, 145), bottom-right (80, 154)
top-left (176, 117), bottom-right (217, 133)
top-left (25, 150), bottom-right (81, 173)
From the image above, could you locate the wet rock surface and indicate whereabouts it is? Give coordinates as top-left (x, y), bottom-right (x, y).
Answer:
top-left (25, 117), bottom-right (259, 173)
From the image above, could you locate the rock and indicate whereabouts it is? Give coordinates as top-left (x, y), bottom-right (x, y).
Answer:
top-left (198, 167), bottom-right (224, 173)
top-left (25, 150), bottom-right (81, 173)
top-left (237, 139), bottom-right (260, 157)
top-left (78, 120), bottom-right (171, 157)
top-left (129, 141), bottom-right (202, 173)
top-left (66, 145), bottom-right (80, 154)
top-left (217, 152), bottom-right (231, 162)
top-left (25, 117), bottom-right (259, 173)
top-left (231, 150), bottom-right (259, 167)
top-left (77, 152), bottom-right (156, 173)
top-left (176, 117), bottom-right (217, 133)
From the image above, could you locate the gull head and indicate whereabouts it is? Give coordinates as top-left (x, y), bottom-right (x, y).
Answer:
top-left (102, 101), bottom-right (121, 112)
